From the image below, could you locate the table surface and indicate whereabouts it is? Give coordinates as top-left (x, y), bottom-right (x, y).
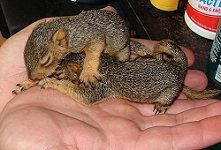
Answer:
top-left (119, 0), bottom-right (221, 91)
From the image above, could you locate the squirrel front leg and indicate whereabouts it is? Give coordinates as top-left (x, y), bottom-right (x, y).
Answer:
top-left (80, 38), bottom-right (106, 86)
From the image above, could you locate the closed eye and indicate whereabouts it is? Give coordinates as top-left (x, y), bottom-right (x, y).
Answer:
top-left (40, 55), bottom-right (53, 67)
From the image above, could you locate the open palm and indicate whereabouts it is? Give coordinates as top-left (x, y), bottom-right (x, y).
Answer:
top-left (0, 7), bottom-right (221, 150)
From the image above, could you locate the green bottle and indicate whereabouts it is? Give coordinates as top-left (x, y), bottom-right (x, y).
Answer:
top-left (207, 20), bottom-right (221, 86)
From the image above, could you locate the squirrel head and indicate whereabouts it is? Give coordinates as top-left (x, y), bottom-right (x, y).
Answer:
top-left (25, 28), bottom-right (69, 81)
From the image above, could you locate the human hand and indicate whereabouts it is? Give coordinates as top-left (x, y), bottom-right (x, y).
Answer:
top-left (0, 7), bottom-right (221, 150)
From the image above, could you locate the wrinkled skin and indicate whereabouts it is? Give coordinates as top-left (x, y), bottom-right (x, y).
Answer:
top-left (0, 7), bottom-right (221, 150)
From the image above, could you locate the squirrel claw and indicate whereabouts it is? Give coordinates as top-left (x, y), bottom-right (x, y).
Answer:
top-left (79, 75), bottom-right (103, 88)
top-left (79, 80), bottom-right (91, 88)
top-left (12, 79), bottom-right (37, 95)
top-left (16, 83), bottom-right (21, 87)
top-left (153, 104), bottom-right (168, 115)
top-left (79, 70), bottom-right (102, 86)
top-left (12, 90), bottom-right (18, 95)
top-left (153, 105), bottom-right (161, 115)
top-left (40, 85), bottom-right (45, 89)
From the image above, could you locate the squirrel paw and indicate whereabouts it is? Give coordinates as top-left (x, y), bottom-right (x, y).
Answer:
top-left (79, 69), bottom-right (102, 87)
top-left (12, 79), bottom-right (38, 94)
top-left (153, 104), bottom-right (169, 115)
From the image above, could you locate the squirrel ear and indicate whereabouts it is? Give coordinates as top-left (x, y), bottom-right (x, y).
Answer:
top-left (52, 29), bottom-right (68, 48)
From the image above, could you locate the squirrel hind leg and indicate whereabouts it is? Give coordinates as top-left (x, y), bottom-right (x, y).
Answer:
top-left (151, 87), bottom-right (180, 114)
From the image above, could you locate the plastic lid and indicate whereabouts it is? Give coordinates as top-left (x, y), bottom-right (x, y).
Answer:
top-left (150, 0), bottom-right (179, 11)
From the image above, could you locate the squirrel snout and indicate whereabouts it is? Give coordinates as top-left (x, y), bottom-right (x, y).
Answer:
top-left (29, 72), bottom-right (46, 81)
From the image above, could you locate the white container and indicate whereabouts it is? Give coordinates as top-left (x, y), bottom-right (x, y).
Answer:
top-left (184, 0), bottom-right (221, 40)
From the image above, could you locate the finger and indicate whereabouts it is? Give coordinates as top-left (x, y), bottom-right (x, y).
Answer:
top-left (137, 115), bottom-right (221, 149)
top-left (142, 100), bottom-right (221, 127)
top-left (101, 6), bottom-right (117, 13)
top-left (169, 100), bottom-right (221, 119)
top-left (130, 98), bottom-right (218, 118)
top-left (184, 70), bottom-right (208, 91)
top-left (171, 115), bottom-right (221, 149)
top-left (167, 99), bottom-right (219, 116)
top-left (131, 39), bottom-right (195, 67)
top-left (129, 100), bottom-right (220, 134)
top-left (177, 70), bottom-right (208, 99)
top-left (180, 46), bottom-right (195, 66)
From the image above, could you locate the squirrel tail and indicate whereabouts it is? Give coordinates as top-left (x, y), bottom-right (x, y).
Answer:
top-left (182, 85), bottom-right (221, 99)
top-left (129, 40), bottom-right (153, 57)
top-left (153, 39), bottom-right (188, 73)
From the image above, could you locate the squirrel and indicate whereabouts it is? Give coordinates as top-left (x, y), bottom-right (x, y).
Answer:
top-left (13, 39), bottom-right (218, 114)
top-left (12, 9), bottom-right (150, 94)
top-left (22, 9), bottom-right (150, 86)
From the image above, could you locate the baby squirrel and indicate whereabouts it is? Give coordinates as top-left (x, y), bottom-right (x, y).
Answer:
top-left (32, 40), bottom-right (220, 114)
top-left (22, 9), bottom-right (147, 86)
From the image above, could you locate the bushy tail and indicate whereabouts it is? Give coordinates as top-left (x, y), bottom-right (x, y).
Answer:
top-left (183, 85), bottom-right (221, 99)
